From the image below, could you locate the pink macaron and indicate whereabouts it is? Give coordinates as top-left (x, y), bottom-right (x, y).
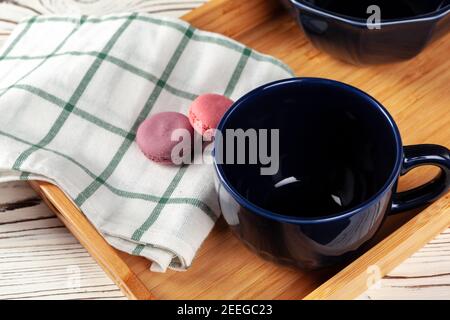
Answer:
top-left (188, 94), bottom-right (234, 139)
top-left (136, 112), bottom-right (194, 165)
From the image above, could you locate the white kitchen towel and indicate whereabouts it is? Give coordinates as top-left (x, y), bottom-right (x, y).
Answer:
top-left (0, 13), bottom-right (293, 272)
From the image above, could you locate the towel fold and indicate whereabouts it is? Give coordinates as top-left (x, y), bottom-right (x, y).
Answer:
top-left (0, 13), bottom-right (293, 272)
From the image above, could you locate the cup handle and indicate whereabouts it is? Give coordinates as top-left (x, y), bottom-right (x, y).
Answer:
top-left (390, 144), bottom-right (450, 214)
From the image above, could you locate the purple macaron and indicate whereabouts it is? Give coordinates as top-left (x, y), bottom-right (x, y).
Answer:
top-left (136, 112), bottom-right (194, 165)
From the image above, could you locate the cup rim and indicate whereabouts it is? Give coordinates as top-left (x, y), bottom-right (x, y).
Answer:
top-left (214, 77), bottom-right (403, 224)
top-left (290, 0), bottom-right (450, 27)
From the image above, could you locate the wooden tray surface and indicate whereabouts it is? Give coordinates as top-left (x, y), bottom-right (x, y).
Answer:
top-left (30, 0), bottom-right (450, 300)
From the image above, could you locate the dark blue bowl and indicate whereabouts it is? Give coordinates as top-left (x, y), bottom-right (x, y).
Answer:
top-left (283, 0), bottom-right (450, 64)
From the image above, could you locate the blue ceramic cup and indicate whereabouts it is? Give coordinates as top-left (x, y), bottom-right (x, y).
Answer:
top-left (213, 78), bottom-right (450, 269)
top-left (284, 0), bottom-right (450, 64)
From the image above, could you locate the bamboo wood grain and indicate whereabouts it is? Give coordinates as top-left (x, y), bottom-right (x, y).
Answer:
top-left (29, 0), bottom-right (449, 299)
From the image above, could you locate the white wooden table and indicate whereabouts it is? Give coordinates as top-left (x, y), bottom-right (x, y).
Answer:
top-left (0, 0), bottom-right (449, 300)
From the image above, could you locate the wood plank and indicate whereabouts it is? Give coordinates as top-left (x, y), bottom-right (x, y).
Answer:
top-left (359, 229), bottom-right (450, 300)
top-left (0, 0), bottom-right (208, 46)
top-left (29, 181), bottom-right (153, 300)
top-left (0, 181), bottom-right (126, 300)
top-left (305, 194), bottom-right (450, 299)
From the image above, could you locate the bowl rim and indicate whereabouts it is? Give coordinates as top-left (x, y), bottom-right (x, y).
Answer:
top-left (289, 0), bottom-right (450, 26)
top-left (213, 77), bottom-right (403, 225)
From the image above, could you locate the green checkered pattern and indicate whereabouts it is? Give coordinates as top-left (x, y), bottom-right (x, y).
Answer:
top-left (0, 13), bottom-right (293, 272)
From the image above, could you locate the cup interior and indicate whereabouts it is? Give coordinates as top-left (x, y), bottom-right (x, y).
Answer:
top-left (302, 0), bottom-right (448, 20)
top-left (217, 78), bottom-right (400, 219)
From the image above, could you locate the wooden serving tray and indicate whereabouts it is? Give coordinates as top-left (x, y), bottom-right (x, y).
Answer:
top-left (30, 0), bottom-right (450, 300)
